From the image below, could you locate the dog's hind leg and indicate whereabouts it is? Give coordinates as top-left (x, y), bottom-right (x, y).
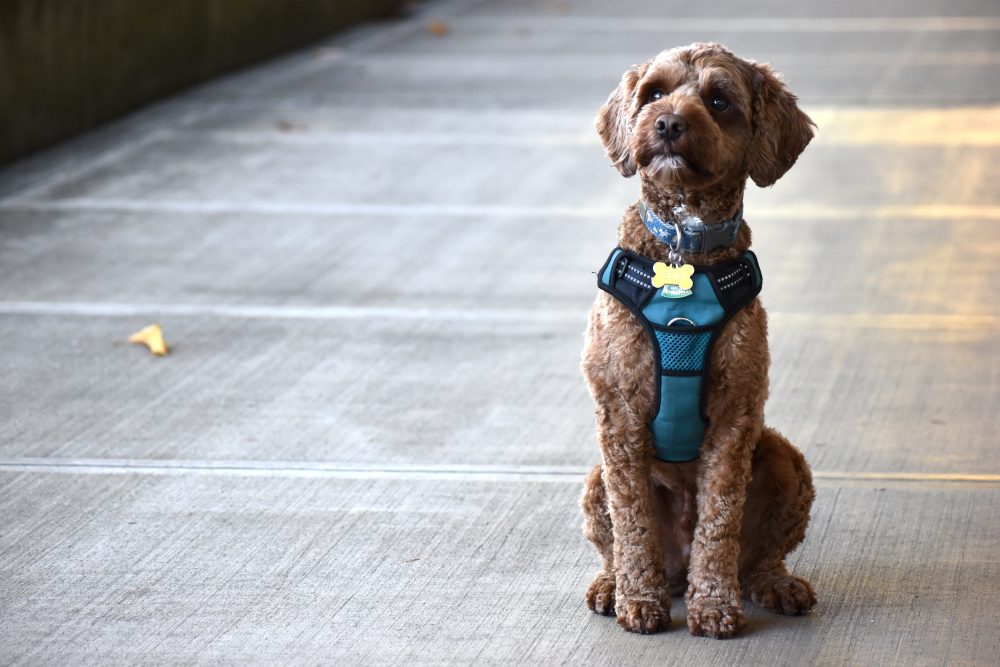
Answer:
top-left (581, 463), bottom-right (617, 615)
top-left (738, 426), bottom-right (817, 615)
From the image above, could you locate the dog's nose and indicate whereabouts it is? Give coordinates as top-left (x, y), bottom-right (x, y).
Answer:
top-left (655, 114), bottom-right (687, 141)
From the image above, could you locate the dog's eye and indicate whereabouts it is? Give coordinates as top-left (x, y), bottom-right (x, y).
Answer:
top-left (709, 96), bottom-right (730, 112)
top-left (648, 88), bottom-right (665, 103)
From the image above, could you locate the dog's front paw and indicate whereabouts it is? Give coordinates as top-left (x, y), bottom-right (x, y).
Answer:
top-left (686, 598), bottom-right (746, 639)
top-left (586, 571), bottom-right (616, 616)
top-left (748, 573), bottom-right (816, 616)
top-left (615, 598), bottom-right (670, 634)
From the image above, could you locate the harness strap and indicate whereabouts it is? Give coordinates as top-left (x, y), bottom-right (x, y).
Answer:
top-left (597, 247), bottom-right (763, 461)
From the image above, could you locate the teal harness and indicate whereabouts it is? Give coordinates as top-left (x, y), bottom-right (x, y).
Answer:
top-left (597, 247), bottom-right (762, 462)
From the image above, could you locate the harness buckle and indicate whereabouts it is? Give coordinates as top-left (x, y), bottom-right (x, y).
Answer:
top-left (615, 256), bottom-right (629, 278)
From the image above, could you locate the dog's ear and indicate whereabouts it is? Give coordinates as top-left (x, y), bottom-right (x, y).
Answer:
top-left (596, 62), bottom-right (648, 177)
top-left (747, 63), bottom-right (815, 187)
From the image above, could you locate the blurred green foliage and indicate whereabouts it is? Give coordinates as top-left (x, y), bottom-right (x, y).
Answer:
top-left (0, 0), bottom-right (402, 164)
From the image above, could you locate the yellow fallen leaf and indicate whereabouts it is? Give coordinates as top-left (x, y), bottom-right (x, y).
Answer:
top-left (427, 20), bottom-right (449, 36)
top-left (128, 324), bottom-right (168, 356)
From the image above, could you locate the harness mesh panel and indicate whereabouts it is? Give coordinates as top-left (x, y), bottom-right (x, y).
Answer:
top-left (654, 330), bottom-right (713, 372)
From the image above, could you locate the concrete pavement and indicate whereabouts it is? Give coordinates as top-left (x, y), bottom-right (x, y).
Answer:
top-left (1, 0), bottom-right (998, 663)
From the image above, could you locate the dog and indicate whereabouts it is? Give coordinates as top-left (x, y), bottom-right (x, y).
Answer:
top-left (580, 43), bottom-right (817, 638)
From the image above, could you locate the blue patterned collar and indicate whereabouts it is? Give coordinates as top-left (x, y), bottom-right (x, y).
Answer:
top-left (638, 201), bottom-right (744, 253)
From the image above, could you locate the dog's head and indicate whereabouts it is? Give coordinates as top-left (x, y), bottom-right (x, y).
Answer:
top-left (596, 43), bottom-right (814, 189)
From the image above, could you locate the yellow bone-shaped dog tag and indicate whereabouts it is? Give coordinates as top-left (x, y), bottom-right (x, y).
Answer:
top-left (651, 262), bottom-right (694, 290)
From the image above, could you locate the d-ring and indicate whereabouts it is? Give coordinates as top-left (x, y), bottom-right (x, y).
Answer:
top-left (667, 317), bottom-right (695, 327)
top-left (671, 221), bottom-right (683, 253)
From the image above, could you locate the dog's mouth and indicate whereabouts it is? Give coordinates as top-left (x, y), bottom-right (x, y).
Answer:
top-left (640, 148), bottom-right (711, 184)
top-left (650, 152), bottom-right (689, 172)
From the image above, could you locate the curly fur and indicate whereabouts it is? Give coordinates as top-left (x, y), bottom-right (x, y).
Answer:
top-left (580, 43), bottom-right (817, 638)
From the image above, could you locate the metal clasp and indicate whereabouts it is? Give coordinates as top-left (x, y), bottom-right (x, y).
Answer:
top-left (668, 222), bottom-right (684, 267)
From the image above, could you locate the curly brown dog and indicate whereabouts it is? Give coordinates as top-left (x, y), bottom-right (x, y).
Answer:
top-left (580, 43), bottom-right (817, 638)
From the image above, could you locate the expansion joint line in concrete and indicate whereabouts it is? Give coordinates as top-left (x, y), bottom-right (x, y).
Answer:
top-left (0, 458), bottom-right (998, 486)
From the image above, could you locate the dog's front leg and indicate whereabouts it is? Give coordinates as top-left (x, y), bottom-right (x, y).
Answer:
top-left (598, 409), bottom-right (672, 634)
top-left (684, 418), bottom-right (757, 639)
